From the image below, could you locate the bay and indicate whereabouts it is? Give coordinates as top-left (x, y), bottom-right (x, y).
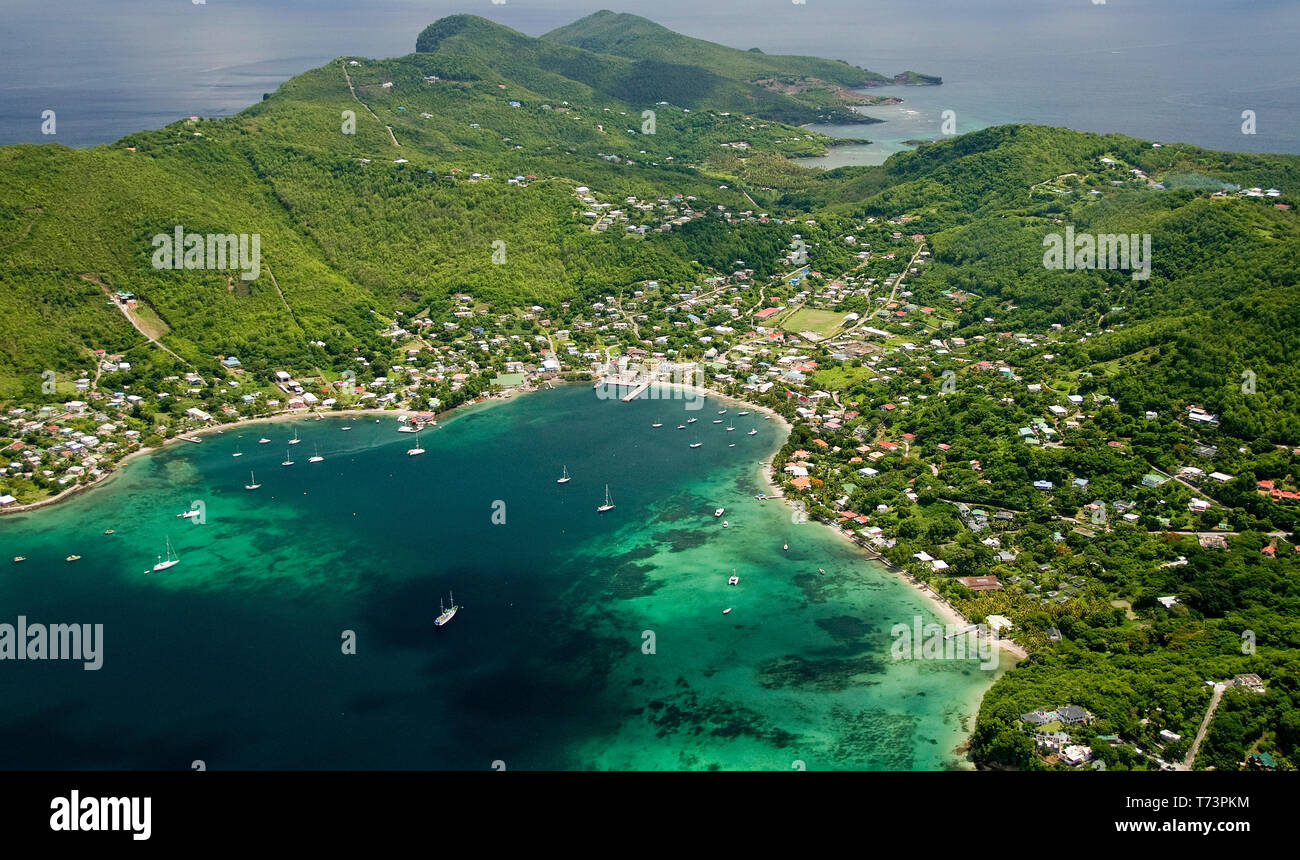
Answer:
top-left (0, 384), bottom-right (1003, 769)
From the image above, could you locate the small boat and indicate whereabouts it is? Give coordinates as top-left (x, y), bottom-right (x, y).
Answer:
top-left (676, 424), bottom-right (686, 430)
top-left (728, 443), bottom-right (736, 447)
top-left (288, 430), bottom-right (301, 445)
top-left (434, 591), bottom-right (459, 627)
top-left (723, 607), bottom-right (732, 615)
top-left (687, 418), bottom-right (698, 424)
top-left (151, 536), bottom-right (179, 572)
top-left (721, 520), bottom-right (729, 528)
top-left (258, 437), bottom-right (270, 444)
top-left (651, 421), bottom-right (663, 428)
top-left (689, 442), bottom-right (702, 449)
top-left (818, 568), bottom-right (826, 575)
top-left (407, 431), bottom-right (425, 456)
top-left (178, 508), bottom-right (201, 519)
top-left (557, 465), bottom-right (571, 484)
top-left (282, 450), bottom-right (295, 466)
top-left (308, 445), bottom-right (324, 463)
top-left (104, 529), bottom-right (114, 535)
top-left (13, 556), bottom-right (25, 563)
top-left (715, 508), bottom-right (725, 517)
top-left (597, 485), bottom-right (615, 513)
top-left (718, 410), bottom-right (727, 415)
top-left (738, 411), bottom-right (750, 416)
top-left (66, 555), bottom-right (81, 562)
top-left (726, 426), bottom-right (735, 431)
top-left (341, 426), bottom-right (351, 431)
top-left (783, 543), bottom-right (788, 551)
top-left (748, 429), bottom-right (758, 436)
top-left (245, 471), bottom-right (261, 490)
top-left (728, 570), bottom-right (739, 585)
top-left (712, 419), bottom-right (723, 424)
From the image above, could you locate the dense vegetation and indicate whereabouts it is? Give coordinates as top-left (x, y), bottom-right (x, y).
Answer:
top-left (1, 12), bottom-right (1296, 771)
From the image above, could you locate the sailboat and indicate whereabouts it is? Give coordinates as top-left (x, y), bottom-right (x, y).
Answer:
top-left (245, 471), bottom-right (261, 490)
top-left (651, 420), bottom-right (663, 428)
top-left (407, 430), bottom-right (425, 456)
top-left (557, 465), bottom-right (571, 484)
top-left (309, 445), bottom-right (324, 463)
top-left (282, 450), bottom-right (294, 466)
top-left (597, 485), bottom-right (615, 513)
top-left (288, 429), bottom-right (301, 445)
top-left (232, 443), bottom-right (242, 458)
top-left (728, 569), bottom-right (739, 585)
top-left (152, 536), bottom-right (180, 572)
top-left (434, 591), bottom-right (459, 627)
top-left (689, 441), bottom-right (702, 448)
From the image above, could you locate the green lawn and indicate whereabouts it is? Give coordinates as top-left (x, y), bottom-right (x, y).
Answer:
top-left (781, 307), bottom-right (845, 336)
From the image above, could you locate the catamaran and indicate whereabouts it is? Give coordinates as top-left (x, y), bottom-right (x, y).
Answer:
top-left (557, 465), bottom-right (571, 484)
top-left (597, 485), bottom-right (615, 513)
top-left (282, 450), bottom-right (294, 466)
top-left (407, 431), bottom-right (425, 456)
top-left (728, 570), bottom-right (739, 585)
top-left (152, 536), bottom-right (180, 572)
top-left (434, 592), bottom-right (459, 627)
top-left (245, 471), bottom-right (261, 490)
top-left (288, 429), bottom-right (301, 445)
top-left (309, 445), bottom-right (324, 463)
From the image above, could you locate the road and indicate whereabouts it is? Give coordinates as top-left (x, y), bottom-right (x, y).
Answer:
top-left (1183, 682), bottom-right (1226, 770)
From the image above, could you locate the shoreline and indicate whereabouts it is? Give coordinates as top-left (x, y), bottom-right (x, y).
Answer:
top-left (0, 389), bottom-right (530, 518)
top-left (651, 382), bottom-right (1028, 662)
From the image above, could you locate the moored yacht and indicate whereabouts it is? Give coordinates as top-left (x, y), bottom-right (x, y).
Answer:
top-left (597, 485), bottom-right (615, 513)
top-left (434, 592), bottom-right (459, 627)
top-left (557, 465), bottom-right (571, 484)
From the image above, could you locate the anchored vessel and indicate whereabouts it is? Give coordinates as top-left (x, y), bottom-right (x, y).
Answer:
top-left (435, 592), bottom-right (459, 627)
top-left (597, 485), bottom-right (615, 513)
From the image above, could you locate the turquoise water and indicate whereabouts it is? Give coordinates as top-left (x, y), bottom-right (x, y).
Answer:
top-left (0, 385), bottom-right (1003, 769)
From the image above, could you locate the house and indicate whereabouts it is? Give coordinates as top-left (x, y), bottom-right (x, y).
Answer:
top-left (1232, 674), bottom-right (1266, 694)
top-left (1057, 705), bottom-right (1093, 726)
top-left (1061, 745), bottom-right (1093, 766)
top-left (1156, 595), bottom-right (1179, 609)
top-left (957, 576), bottom-right (1001, 591)
top-left (1020, 709), bottom-right (1058, 726)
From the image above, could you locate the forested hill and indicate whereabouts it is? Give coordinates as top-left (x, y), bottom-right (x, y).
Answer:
top-left (0, 12), bottom-right (1296, 431)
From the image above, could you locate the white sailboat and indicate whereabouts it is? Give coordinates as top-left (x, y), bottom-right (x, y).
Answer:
top-left (407, 430), bottom-right (425, 456)
top-left (232, 443), bottom-right (242, 457)
top-left (651, 420), bottom-right (663, 428)
top-left (434, 591), bottom-right (459, 627)
top-left (258, 436), bottom-right (270, 444)
top-left (597, 485), bottom-right (615, 513)
top-left (309, 445), bottom-right (324, 463)
top-left (245, 471), bottom-right (261, 490)
top-left (282, 450), bottom-right (294, 466)
top-left (557, 465), bottom-right (571, 484)
top-left (690, 441), bottom-right (702, 448)
top-left (152, 536), bottom-right (180, 572)
top-left (288, 429), bottom-right (301, 445)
